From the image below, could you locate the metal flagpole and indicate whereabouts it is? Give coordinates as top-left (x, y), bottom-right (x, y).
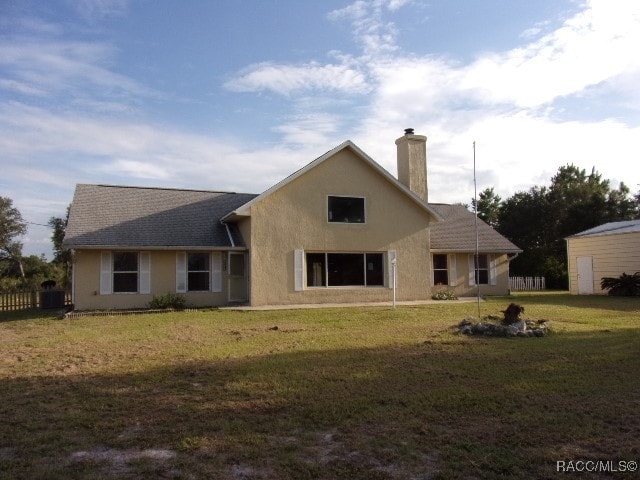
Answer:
top-left (473, 141), bottom-right (481, 320)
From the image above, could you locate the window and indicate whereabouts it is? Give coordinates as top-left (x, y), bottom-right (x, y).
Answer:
top-left (433, 254), bottom-right (448, 285)
top-left (113, 252), bottom-right (138, 293)
top-left (188, 253), bottom-right (210, 291)
top-left (328, 196), bottom-right (365, 223)
top-left (306, 252), bottom-right (383, 287)
top-left (471, 254), bottom-right (489, 285)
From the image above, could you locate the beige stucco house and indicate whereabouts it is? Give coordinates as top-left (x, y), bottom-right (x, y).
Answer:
top-left (566, 220), bottom-right (640, 294)
top-left (63, 131), bottom-right (521, 310)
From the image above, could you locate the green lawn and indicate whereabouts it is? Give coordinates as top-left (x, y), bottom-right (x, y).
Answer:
top-left (1, 294), bottom-right (639, 479)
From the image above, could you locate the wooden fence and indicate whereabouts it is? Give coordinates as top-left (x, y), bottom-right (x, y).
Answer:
top-left (0, 290), bottom-right (72, 312)
top-left (509, 276), bottom-right (546, 291)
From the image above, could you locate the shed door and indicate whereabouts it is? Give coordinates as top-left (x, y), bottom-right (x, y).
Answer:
top-left (577, 256), bottom-right (594, 294)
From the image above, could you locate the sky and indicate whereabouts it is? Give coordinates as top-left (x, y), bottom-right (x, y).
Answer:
top-left (2, 0), bottom-right (640, 258)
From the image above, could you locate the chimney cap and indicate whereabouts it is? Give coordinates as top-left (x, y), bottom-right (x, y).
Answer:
top-left (404, 128), bottom-right (414, 135)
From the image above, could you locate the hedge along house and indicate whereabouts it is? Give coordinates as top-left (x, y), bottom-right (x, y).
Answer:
top-left (566, 220), bottom-right (640, 295)
top-left (63, 130), bottom-right (521, 310)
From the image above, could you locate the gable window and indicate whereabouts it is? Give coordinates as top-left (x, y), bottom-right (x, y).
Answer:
top-left (188, 253), bottom-right (210, 291)
top-left (306, 252), bottom-right (383, 287)
top-left (328, 196), bottom-right (365, 223)
top-left (433, 254), bottom-right (449, 285)
top-left (113, 252), bottom-right (138, 293)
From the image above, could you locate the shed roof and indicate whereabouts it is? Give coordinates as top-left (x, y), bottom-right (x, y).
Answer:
top-left (63, 184), bottom-right (257, 249)
top-left (428, 203), bottom-right (521, 253)
top-left (566, 220), bottom-right (640, 239)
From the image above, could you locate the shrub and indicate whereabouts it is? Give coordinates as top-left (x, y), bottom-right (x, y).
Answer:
top-left (148, 293), bottom-right (187, 310)
top-left (431, 290), bottom-right (458, 300)
top-left (600, 272), bottom-right (640, 296)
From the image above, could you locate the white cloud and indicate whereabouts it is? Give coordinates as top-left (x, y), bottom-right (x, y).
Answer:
top-left (72, 0), bottom-right (131, 21)
top-left (461, 0), bottom-right (640, 108)
top-left (224, 61), bottom-right (370, 95)
top-left (327, 0), bottom-right (400, 57)
top-left (0, 38), bottom-right (152, 105)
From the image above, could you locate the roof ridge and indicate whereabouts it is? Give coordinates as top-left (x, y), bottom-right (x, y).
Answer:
top-left (78, 183), bottom-right (257, 195)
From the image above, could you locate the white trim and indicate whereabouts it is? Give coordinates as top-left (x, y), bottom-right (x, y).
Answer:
top-left (176, 252), bottom-right (187, 293)
top-left (71, 249), bottom-right (76, 304)
top-left (448, 254), bottom-right (457, 287)
top-left (139, 252), bottom-right (151, 294)
top-left (468, 254), bottom-right (476, 287)
top-left (100, 251), bottom-right (112, 295)
top-left (211, 251), bottom-right (222, 292)
top-left (294, 249), bottom-right (304, 291)
top-left (65, 245), bottom-right (247, 251)
top-left (489, 254), bottom-right (497, 286)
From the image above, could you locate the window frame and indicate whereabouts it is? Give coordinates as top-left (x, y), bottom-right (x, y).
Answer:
top-left (112, 251), bottom-right (139, 294)
top-left (471, 254), bottom-right (490, 285)
top-left (433, 253), bottom-right (449, 286)
top-left (327, 195), bottom-right (367, 224)
top-left (305, 252), bottom-right (384, 288)
top-left (187, 252), bottom-right (210, 292)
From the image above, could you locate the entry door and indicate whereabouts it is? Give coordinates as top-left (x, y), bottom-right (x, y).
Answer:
top-left (577, 256), bottom-right (594, 294)
top-left (228, 253), bottom-right (247, 302)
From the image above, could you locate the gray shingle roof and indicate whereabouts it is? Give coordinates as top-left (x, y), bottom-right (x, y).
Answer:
top-left (63, 185), bottom-right (520, 254)
top-left (428, 203), bottom-right (521, 253)
top-left (63, 184), bottom-right (257, 248)
top-left (567, 220), bottom-right (640, 238)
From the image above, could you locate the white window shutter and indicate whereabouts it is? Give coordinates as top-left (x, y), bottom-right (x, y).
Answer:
top-left (139, 252), bottom-right (151, 294)
top-left (387, 250), bottom-right (397, 289)
top-left (294, 249), bottom-right (304, 291)
top-left (489, 254), bottom-right (497, 285)
top-left (449, 254), bottom-right (457, 287)
top-left (468, 254), bottom-right (476, 286)
top-left (211, 252), bottom-right (222, 292)
top-left (100, 251), bottom-right (112, 295)
top-left (176, 252), bottom-right (187, 293)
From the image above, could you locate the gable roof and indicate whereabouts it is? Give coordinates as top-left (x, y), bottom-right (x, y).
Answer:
top-left (566, 219), bottom-right (640, 239)
top-left (428, 203), bottom-right (521, 253)
top-left (63, 184), bottom-right (257, 249)
top-left (222, 140), bottom-right (442, 222)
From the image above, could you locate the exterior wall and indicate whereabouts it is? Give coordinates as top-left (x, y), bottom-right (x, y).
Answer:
top-left (567, 232), bottom-right (640, 294)
top-left (246, 148), bottom-right (434, 306)
top-left (431, 253), bottom-right (512, 297)
top-left (72, 249), bottom-right (233, 310)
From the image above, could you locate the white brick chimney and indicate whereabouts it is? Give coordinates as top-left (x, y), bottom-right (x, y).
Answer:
top-left (395, 128), bottom-right (428, 202)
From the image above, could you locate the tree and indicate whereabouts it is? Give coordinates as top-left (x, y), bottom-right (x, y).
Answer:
top-left (49, 206), bottom-right (71, 288)
top-left (494, 165), bottom-right (640, 289)
top-left (472, 187), bottom-right (502, 228)
top-left (0, 197), bottom-right (27, 278)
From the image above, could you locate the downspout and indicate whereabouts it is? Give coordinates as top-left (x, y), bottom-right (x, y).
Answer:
top-left (221, 221), bottom-right (235, 248)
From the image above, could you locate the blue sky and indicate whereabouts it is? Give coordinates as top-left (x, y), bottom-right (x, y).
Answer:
top-left (2, 0), bottom-right (639, 258)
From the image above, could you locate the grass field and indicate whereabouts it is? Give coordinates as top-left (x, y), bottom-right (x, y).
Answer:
top-left (1, 294), bottom-right (639, 479)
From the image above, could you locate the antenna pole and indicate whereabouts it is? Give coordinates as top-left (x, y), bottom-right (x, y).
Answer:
top-left (473, 141), bottom-right (481, 320)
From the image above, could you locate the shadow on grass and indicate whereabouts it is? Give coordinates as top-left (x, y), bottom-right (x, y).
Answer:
top-left (492, 293), bottom-right (640, 312)
top-left (0, 308), bottom-right (66, 323)
top-left (1, 329), bottom-right (639, 480)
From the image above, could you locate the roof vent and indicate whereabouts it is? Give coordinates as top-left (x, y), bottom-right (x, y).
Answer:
top-left (404, 128), bottom-right (414, 135)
